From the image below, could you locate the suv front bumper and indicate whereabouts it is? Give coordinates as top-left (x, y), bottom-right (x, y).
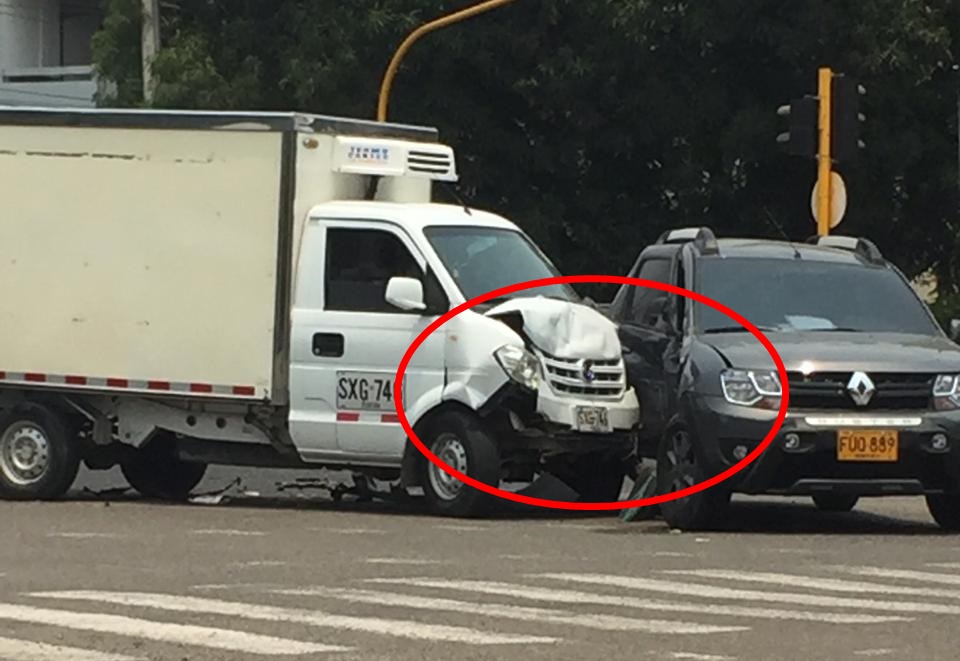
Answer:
top-left (688, 395), bottom-right (960, 496)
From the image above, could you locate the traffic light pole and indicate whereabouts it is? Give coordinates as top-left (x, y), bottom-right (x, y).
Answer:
top-left (816, 67), bottom-right (833, 237)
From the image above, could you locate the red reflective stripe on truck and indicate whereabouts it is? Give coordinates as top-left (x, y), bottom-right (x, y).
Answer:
top-left (189, 383), bottom-right (213, 393)
top-left (106, 378), bottom-right (128, 388)
top-left (24, 373), bottom-right (46, 382)
top-left (381, 413), bottom-right (400, 424)
top-left (0, 370), bottom-right (257, 398)
top-left (232, 385), bottom-right (256, 396)
top-left (337, 412), bottom-right (360, 422)
top-left (65, 375), bottom-right (87, 385)
top-left (147, 380), bottom-right (171, 391)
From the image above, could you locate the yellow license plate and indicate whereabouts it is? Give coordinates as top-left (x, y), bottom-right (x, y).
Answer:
top-left (837, 429), bottom-right (899, 462)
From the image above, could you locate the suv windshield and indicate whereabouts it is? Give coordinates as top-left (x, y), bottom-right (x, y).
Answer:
top-left (424, 226), bottom-right (578, 303)
top-left (695, 258), bottom-right (939, 335)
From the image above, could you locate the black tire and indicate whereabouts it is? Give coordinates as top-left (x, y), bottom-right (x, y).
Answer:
top-left (121, 432), bottom-right (207, 501)
top-left (420, 410), bottom-right (500, 518)
top-left (0, 404), bottom-right (80, 500)
top-left (559, 454), bottom-right (627, 503)
top-left (656, 423), bottom-right (729, 531)
top-left (926, 494), bottom-right (960, 532)
top-left (812, 494), bottom-right (859, 512)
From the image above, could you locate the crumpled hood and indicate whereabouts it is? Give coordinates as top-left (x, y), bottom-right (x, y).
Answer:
top-left (486, 297), bottom-right (621, 360)
top-left (705, 331), bottom-right (960, 373)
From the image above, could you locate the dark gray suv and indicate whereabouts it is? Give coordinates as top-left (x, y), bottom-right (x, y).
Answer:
top-left (608, 228), bottom-right (960, 531)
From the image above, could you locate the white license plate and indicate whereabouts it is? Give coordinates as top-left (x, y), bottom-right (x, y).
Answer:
top-left (576, 406), bottom-right (611, 433)
top-left (336, 371), bottom-right (399, 411)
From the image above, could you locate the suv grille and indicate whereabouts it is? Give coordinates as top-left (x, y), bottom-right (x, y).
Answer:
top-left (540, 353), bottom-right (626, 399)
top-left (787, 372), bottom-right (933, 410)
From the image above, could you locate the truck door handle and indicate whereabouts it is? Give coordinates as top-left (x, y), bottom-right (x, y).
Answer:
top-left (313, 333), bottom-right (344, 357)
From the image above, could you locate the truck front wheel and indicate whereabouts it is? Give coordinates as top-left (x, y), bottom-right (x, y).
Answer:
top-left (0, 405), bottom-right (80, 500)
top-left (121, 432), bottom-right (207, 501)
top-left (421, 411), bottom-right (500, 518)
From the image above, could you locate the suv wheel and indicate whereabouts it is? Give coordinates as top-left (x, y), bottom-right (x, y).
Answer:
top-left (926, 494), bottom-right (960, 531)
top-left (656, 423), bottom-right (729, 531)
top-left (421, 411), bottom-right (500, 518)
top-left (812, 494), bottom-right (859, 512)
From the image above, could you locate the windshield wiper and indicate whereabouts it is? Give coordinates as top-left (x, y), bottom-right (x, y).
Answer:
top-left (702, 325), bottom-right (779, 334)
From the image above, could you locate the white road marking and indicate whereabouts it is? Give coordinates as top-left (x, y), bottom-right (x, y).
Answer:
top-left (665, 569), bottom-right (960, 600)
top-left (0, 636), bottom-right (143, 661)
top-left (324, 528), bottom-right (388, 535)
top-left (853, 650), bottom-right (894, 657)
top-left (835, 567), bottom-right (960, 586)
top-left (279, 587), bottom-right (747, 635)
top-left (228, 561), bottom-right (288, 568)
top-left (47, 532), bottom-right (122, 540)
top-left (191, 582), bottom-right (278, 591)
top-left (653, 552), bottom-right (696, 558)
top-left (364, 558), bottom-right (443, 566)
top-left (537, 573), bottom-right (960, 615)
top-left (671, 653), bottom-right (735, 661)
top-left (190, 529), bottom-right (266, 537)
top-left (31, 591), bottom-right (556, 645)
top-left (927, 563), bottom-right (960, 570)
top-left (366, 578), bottom-right (909, 624)
top-left (434, 525), bottom-right (487, 532)
top-left (0, 603), bottom-right (336, 655)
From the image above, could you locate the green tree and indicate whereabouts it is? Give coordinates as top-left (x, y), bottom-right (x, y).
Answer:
top-left (92, 0), bottom-right (958, 304)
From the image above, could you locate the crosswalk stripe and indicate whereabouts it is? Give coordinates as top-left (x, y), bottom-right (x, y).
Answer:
top-left (664, 569), bottom-right (960, 600)
top-left (834, 567), bottom-right (960, 586)
top-left (0, 636), bottom-right (143, 661)
top-left (536, 573), bottom-right (960, 615)
top-left (0, 603), bottom-right (337, 655)
top-left (279, 587), bottom-right (747, 635)
top-left (365, 578), bottom-right (909, 624)
top-left (30, 591), bottom-right (555, 645)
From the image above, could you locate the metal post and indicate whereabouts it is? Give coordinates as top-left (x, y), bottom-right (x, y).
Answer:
top-left (376, 0), bottom-right (516, 122)
top-left (816, 67), bottom-right (833, 237)
top-left (141, 0), bottom-right (160, 103)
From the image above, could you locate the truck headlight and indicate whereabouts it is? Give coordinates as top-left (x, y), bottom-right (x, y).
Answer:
top-left (933, 374), bottom-right (960, 410)
top-left (721, 369), bottom-right (781, 407)
top-left (494, 345), bottom-right (540, 391)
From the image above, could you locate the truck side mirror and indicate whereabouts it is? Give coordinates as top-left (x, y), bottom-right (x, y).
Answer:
top-left (385, 277), bottom-right (426, 312)
top-left (950, 319), bottom-right (960, 343)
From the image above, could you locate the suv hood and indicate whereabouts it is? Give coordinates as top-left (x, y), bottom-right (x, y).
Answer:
top-left (704, 331), bottom-right (960, 373)
top-left (487, 297), bottom-right (621, 360)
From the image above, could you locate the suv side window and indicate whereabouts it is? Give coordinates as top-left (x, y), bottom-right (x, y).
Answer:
top-left (325, 228), bottom-right (446, 313)
top-left (629, 258), bottom-right (672, 327)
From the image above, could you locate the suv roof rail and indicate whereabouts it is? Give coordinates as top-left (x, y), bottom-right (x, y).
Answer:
top-left (656, 227), bottom-right (719, 255)
top-left (805, 235), bottom-right (884, 264)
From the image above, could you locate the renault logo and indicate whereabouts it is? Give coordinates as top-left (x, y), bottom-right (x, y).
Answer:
top-left (847, 372), bottom-right (876, 407)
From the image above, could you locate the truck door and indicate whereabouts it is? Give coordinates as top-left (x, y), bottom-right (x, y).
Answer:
top-left (289, 220), bottom-right (447, 461)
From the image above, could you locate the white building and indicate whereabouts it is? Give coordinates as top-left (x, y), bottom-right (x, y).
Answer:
top-left (0, 0), bottom-right (101, 107)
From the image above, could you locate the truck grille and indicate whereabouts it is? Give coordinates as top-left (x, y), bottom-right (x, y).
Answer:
top-left (540, 353), bottom-right (626, 399)
top-left (786, 372), bottom-right (933, 410)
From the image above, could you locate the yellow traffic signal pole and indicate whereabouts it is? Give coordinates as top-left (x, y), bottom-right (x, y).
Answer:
top-left (376, 0), bottom-right (516, 122)
top-left (816, 67), bottom-right (833, 236)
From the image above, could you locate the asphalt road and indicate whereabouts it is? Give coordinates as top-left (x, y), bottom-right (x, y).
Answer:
top-left (1, 466), bottom-right (959, 661)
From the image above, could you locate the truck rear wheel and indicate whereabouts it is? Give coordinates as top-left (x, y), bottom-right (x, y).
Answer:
top-left (656, 423), bottom-right (729, 531)
top-left (0, 405), bottom-right (80, 500)
top-left (421, 411), bottom-right (499, 518)
top-left (926, 494), bottom-right (960, 532)
top-left (121, 432), bottom-right (207, 501)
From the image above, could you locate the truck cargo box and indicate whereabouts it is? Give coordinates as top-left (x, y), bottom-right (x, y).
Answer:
top-left (0, 108), bottom-right (444, 403)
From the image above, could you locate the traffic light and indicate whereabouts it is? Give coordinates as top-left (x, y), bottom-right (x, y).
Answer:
top-left (776, 95), bottom-right (819, 158)
top-left (831, 74), bottom-right (866, 163)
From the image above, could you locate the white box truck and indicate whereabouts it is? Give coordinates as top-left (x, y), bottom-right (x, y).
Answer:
top-left (0, 107), bottom-right (640, 516)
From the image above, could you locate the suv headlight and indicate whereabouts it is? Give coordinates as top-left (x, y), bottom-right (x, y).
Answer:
top-left (494, 345), bottom-right (540, 391)
top-left (933, 374), bottom-right (960, 410)
top-left (721, 369), bottom-right (782, 407)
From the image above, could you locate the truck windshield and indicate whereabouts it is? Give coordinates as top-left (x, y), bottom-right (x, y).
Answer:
top-left (695, 258), bottom-right (940, 335)
top-left (425, 226), bottom-right (578, 303)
